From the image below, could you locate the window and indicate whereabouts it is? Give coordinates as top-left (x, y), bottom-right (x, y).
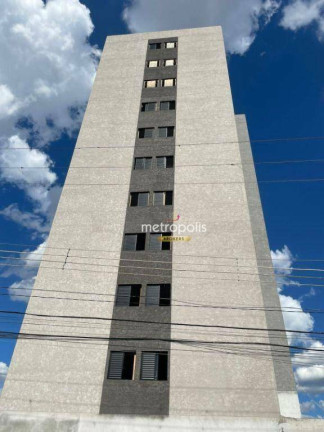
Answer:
top-left (129, 192), bottom-right (149, 207)
top-left (164, 59), bottom-right (176, 66)
top-left (154, 191), bottom-right (173, 206)
top-left (160, 101), bottom-right (176, 111)
top-left (165, 42), bottom-right (176, 49)
top-left (116, 285), bottom-right (141, 307)
top-left (146, 284), bottom-right (171, 306)
top-left (147, 60), bottom-right (159, 68)
top-left (144, 80), bottom-right (158, 88)
top-left (108, 351), bottom-right (136, 380)
top-left (123, 233), bottom-right (146, 251)
top-left (156, 156), bottom-right (174, 169)
top-left (138, 128), bottom-right (154, 139)
top-left (150, 232), bottom-right (171, 251)
top-left (141, 102), bottom-right (156, 112)
top-left (158, 126), bottom-right (174, 138)
top-left (148, 42), bottom-right (161, 50)
top-left (162, 78), bottom-right (176, 87)
top-left (134, 157), bottom-right (152, 170)
top-left (141, 352), bottom-right (168, 381)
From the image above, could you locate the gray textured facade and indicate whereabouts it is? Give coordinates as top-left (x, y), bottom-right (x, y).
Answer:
top-left (0, 27), bottom-right (300, 419)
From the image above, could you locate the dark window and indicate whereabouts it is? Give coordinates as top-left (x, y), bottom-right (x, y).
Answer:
top-left (164, 59), bottom-right (176, 66)
top-left (150, 232), bottom-right (171, 251)
top-left (158, 127), bottom-right (174, 138)
top-left (141, 352), bottom-right (168, 381)
top-left (165, 42), bottom-right (176, 49)
top-left (108, 351), bottom-right (136, 380)
top-left (148, 42), bottom-right (161, 50)
top-left (154, 191), bottom-right (173, 206)
top-left (141, 102), bottom-right (156, 112)
top-left (156, 156), bottom-right (174, 169)
top-left (138, 128), bottom-right (154, 139)
top-left (129, 192), bottom-right (149, 207)
top-left (134, 157), bottom-right (152, 170)
top-left (123, 233), bottom-right (146, 251)
top-left (160, 101), bottom-right (176, 111)
top-left (116, 285), bottom-right (141, 307)
top-left (146, 284), bottom-right (171, 306)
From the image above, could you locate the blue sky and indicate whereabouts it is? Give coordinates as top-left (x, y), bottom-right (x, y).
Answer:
top-left (0, 0), bottom-right (324, 418)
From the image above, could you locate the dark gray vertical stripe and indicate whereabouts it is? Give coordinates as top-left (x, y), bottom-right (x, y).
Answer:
top-left (236, 114), bottom-right (298, 394)
top-left (100, 36), bottom-right (178, 416)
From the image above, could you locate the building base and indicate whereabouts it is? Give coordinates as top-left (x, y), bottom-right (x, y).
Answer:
top-left (0, 412), bottom-right (323, 432)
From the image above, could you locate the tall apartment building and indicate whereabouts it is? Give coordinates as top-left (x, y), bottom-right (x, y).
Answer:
top-left (0, 27), bottom-right (301, 419)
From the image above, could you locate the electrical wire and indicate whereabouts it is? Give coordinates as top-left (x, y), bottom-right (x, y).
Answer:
top-left (3, 133), bottom-right (324, 151)
top-left (3, 157), bottom-right (324, 169)
top-left (0, 309), bottom-right (322, 336)
top-left (0, 241), bottom-right (321, 264)
top-left (2, 251), bottom-right (324, 274)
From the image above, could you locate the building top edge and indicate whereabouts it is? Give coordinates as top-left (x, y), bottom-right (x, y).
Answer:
top-left (105, 26), bottom-right (223, 41)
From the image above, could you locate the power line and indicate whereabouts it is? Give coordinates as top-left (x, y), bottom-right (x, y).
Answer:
top-left (2, 259), bottom-right (324, 283)
top-left (0, 290), bottom-right (322, 316)
top-left (0, 309), bottom-right (322, 336)
top-left (0, 329), bottom-right (322, 355)
top-left (0, 241), bottom-right (319, 264)
top-left (2, 251), bottom-right (324, 274)
top-left (2, 157), bottom-right (324, 169)
top-left (3, 134), bottom-right (324, 151)
top-left (37, 178), bottom-right (324, 186)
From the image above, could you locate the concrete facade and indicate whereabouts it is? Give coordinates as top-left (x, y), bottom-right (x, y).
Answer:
top-left (0, 27), bottom-right (300, 419)
top-left (1, 412), bottom-right (323, 432)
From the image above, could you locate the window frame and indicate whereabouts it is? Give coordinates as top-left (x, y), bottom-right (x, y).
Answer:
top-left (161, 78), bottom-right (176, 87)
top-left (156, 156), bottom-right (174, 169)
top-left (141, 102), bottom-right (156, 112)
top-left (146, 284), bottom-right (171, 306)
top-left (148, 42), bottom-right (161, 50)
top-left (129, 191), bottom-right (149, 207)
top-left (107, 351), bottom-right (136, 380)
top-left (164, 59), bottom-right (176, 67)
top-left (165, 41), bottom-right (177, 49)
top-left (158, 126), bottom-right (175, 138)
top-left (134, 157), bottom-right (152, 170)
top-left (149, 232), bottom-right (172, 251)
top-left (140, 351), bottom-right (168, 381)
top-left (138, 128), bottom-right (154, 139)
top-left (153, 191), bottom-right (173, 206)
top-left (160, 100), bottom-right (176, 111)
top-left (123, 233), bottom-right (146, 251)
top-left (116, 285), bottom-right (141, 307)
top-left (147, 60), bottom-right (159, 68)
top-left (144, 80), bottom-right (158, 88)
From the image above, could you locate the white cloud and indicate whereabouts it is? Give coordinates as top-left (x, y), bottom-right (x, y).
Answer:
top-left (2, 241), bottom-right (47, 302)
top-left (0, 362), bottom-right (8, 391)
top-left (0, 204), bottom-right (49, 235)
top-left (281, 0), bottom-right (324, 39)
top-left (123, 0), bottom-right (280, 55)
top-left (294, 343), bottom-right (324, 393)
top-left (0, 0), bottom-right (99, 234)
top-left (279, 293), bottom-right (314, 344)
top-left (0, 136), bottom-right (57, 213)
top-left (271, 245), bottom-right (313, 344)
top-left (271, 244), bottom-right (293, 275)
top-left (0, 0), bottom-right (99, 144)
top-left (271, 246), bottom-right (324, 394)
